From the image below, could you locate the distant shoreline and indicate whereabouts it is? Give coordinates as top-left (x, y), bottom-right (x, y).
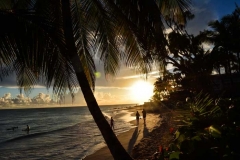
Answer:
top-left (0, 103), bottom-right (137, 110)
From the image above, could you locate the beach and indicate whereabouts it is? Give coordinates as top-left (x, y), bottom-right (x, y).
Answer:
top-left (84, 107), bottom-right (172, 160)
top-left (84, 106), bottom-right (178, 160)
top-left (84, 112), bottom-right (161, 160)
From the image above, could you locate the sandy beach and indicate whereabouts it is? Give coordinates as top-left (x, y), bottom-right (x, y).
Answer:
top-left (84, 107), bottom-right (163, 160)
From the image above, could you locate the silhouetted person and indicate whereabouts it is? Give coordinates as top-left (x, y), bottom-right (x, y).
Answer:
top-left (22, 125), bottom-right (30, 132)
top-left (142, 109), bottom-right (146, 124)
top-left (26, 125), bottom-right (30, 131)
top-left (110, 117), bottom-right (114, 130)
top-left (136, 111), bottom-right (140, 125)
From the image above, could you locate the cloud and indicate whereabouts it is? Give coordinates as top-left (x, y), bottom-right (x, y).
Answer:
top-left (116, 70), bottom-right (161, 80)
top-left (2, 86), bottom-right (19, 89)
top-left (61, 89), bottom-right (135, 105)
top-left (95, 92), bottom-right (116, 101)
top-left (94, 91), bottom-right (135, 105)
top-left (32, 93), bottom-right (51, 103)
top-left (3, 93), bottom-right (11, 99)
top-left (186, 0), bottom-right (217, 35)
top-left (116, 75), bottom-right (142, 80)
top-left (3, 85), bottom-right (46, 89)
top-left (0, 93), bottom-right (14, 105)
top-left (95, 86), bottom-right (129, 90)
top-left (0, 92), bottom-right (54, 106)
top-left (14, 94), bottom-right (32, 104)
top-left (148, 71), bottom-right (160, 75)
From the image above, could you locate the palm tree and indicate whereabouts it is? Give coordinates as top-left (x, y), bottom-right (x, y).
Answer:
top-left (205, 5), bottom-right (240, 74)
top-left (0, 0), bottom-right (192, 159)
top-left (165, 31), bottom-right (215, 92)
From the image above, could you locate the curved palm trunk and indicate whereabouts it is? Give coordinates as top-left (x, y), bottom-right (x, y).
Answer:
top-left (61, 0), bottom-right (132, 159)
top-left (72, 57), bottom-right (133, 160)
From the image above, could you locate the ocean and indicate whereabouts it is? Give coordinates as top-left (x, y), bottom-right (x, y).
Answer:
top-left (0, 104), bottom-right (137, 160)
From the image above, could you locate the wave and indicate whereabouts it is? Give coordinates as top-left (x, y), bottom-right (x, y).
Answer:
top-left (0, 122), bottom-right (84, 144)
top-left (0, 109), bottom-right (133, 145)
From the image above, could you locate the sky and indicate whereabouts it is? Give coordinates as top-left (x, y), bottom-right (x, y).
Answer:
top-left (0, 0), bottom-right (239, 106)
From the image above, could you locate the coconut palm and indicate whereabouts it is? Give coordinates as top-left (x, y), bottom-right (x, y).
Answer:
top-left (205, 5), bottom-right (240, 74)
top-left (0, 0), bottom-right (192, 159)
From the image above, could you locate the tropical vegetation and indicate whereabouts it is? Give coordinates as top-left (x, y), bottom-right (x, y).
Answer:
top-left (150, 5), bottom-right (240, 160)
top-left (0, 0), bottom-right (192, 159)
top-left (152, 5), bottom-right (240, 102)
top-left (153, 92), bottom-right (240, 160)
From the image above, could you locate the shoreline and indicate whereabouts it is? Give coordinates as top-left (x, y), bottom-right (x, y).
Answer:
top-left (84, 107), bottom-right (162, 160)
top-left (0, 104), bottom-right (136, 110)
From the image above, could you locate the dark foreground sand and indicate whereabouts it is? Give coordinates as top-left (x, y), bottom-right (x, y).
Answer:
top-left (84, 106), bottom-right (177, 160)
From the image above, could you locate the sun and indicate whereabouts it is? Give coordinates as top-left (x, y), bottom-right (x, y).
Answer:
top-left (130, 80), bottom-right (154, 104)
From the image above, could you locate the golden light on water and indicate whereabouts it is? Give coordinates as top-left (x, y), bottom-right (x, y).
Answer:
top-left (130, 80), bottom-right (153, 104)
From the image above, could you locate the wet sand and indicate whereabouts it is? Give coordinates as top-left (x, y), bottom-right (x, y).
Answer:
top-left (84, 111), bottom-right (161, 160)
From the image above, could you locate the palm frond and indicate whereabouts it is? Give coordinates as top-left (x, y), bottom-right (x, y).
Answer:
top-left (0, 0), bottom-right (193, 98)
top-left (71, 1), bottom-right (97, 89)
top-left (0, 1), bottom-right (79, 97)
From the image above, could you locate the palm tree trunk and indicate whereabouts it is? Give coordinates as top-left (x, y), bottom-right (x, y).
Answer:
top-left (61, 0), bottom-right (133, 159)
top-left (71, 54), bottom-right (133, 160)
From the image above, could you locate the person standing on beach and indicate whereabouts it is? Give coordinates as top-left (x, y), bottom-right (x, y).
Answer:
top-left (110, 117), bottom-right (114, 130)
top-left (136, 111), bottom-right (140, 125)
top-left (142, 109), bottom-right (146, 124)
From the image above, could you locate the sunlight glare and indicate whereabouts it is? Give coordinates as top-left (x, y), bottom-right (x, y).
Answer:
top-left (130, 80), bottom-right (153, 104)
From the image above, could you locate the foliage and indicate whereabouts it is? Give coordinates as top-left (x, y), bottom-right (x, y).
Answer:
top-left (150, 5), bottom-right (240, 98)
top-left (151, 30), bottom-right (217, 98)
top-left (151, 71), bottom-right (182, 102)
top-left (156, 92), bottom-right (240, 160)
top-left (166, 30), bottom-right (214, 91)
top-left (204, 5), bottom-right (240, 74)
top-left (150, 5), bottom-right (240, 160)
